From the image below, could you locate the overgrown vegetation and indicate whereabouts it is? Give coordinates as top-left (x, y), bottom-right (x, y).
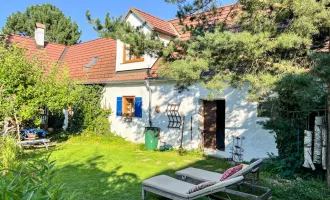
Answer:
top-left (0, 156), bottom-right (76, 200)
top-left (0, 38), bottom-right (111, 199)
top-left (268, 179), bottom-right (330, 200)
top-left (263, 74), bottom-right (327, 176)
top-left (0, 134), bottom-right (22, 172)
top-left (0, 38), bottom-right (112, 137)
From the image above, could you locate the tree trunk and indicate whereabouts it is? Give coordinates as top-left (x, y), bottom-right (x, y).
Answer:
top-left (327, 85), bottom-right (330, 187)
top-left (314, 116), bottom-right (323, 164)
top-left (13, 111), bottom-right (20, 141)
top-left (303, 130), bottom-right (315, 170)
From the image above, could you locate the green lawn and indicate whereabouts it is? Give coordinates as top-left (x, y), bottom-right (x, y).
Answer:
top-left (26, 136), bottom-right (330, 200)
top-left (27, 136), bottom-right (232, 200)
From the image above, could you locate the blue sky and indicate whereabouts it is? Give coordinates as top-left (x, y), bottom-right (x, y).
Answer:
top-left (0, 0), bottom-right (237, 42)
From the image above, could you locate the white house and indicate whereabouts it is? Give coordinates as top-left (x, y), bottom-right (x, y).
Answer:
top-left (102, 6), bottom-right (278, 162)
top-left (8, 4), bottom-right (278, 162)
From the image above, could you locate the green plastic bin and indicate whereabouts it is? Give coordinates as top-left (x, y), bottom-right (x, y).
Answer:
top-left (145, 127), bottom-right (160, 150)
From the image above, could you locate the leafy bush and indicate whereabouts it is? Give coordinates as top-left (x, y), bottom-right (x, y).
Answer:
top-left (0, 134), bottom-right (22, 170)
top-left (263, 74), bottom-right (326, 176)
top-left (0, 41), bottom-right (111, 136)
top-left (54, 85), bottom-right (112, 136)
top-left (0, 156), bottom-right (75, 200)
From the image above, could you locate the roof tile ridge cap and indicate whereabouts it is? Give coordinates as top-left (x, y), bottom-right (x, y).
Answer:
top-left (70, 37), bottom-right (113, 47)
top-left (168, 21), bottom-right (180, 37)
top-left (132, 7), bottom-right (169, 23)
top-left (167, 3), bottom-right (239, 22)
top-left (8, 34), bottom-right (67, 47)
top-left (130, 8), bottom-right (154, 30)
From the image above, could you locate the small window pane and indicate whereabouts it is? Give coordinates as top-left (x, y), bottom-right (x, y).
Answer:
top-left (84, 56), bottom-right (100, 70)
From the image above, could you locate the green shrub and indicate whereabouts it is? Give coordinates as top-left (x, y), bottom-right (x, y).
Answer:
top-left (0, 134), bottom-right (22, 170)
top-left (263, 74), bottom-right (326, 176)
top-left (68, 85), bottom-right (112, 135)
top-left (0, 156), bottom-right (76, 200)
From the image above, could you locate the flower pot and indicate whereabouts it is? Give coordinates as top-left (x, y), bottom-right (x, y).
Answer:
top-left (47, 128), bottom-right (54, 133)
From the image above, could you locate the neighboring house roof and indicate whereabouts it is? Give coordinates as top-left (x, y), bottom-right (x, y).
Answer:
top-left (169, 3), bottom-right (241, 40)
top-left (128, 7), bottom-right (178, 37)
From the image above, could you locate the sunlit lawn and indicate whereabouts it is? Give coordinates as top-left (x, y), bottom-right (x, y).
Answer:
top-left (25, 136), bottom-right (330, 200)
top-left (27, 136), bottom-right (232, 200)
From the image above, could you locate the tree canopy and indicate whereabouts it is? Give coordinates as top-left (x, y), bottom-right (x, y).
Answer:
top-left (0, 39), bottom-right (110, 138)
top-left (3, 4), bottom-right (81, 45)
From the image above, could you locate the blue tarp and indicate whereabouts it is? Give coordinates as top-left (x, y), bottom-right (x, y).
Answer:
top-left (22, 129), bottom-right (47, 138)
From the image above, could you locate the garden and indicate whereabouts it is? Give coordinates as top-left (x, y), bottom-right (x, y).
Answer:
top-left (2, 1), bottom-right (330, 199)
top-left (6, 135), bottom-right (329, 200)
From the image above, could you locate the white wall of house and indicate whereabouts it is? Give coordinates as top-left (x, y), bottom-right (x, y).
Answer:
top-left (102, 81), bottom-right (278, 161)
top-left (116, 12), bottom-right (172, 72)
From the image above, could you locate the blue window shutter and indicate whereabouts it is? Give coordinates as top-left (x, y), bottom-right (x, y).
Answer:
top-left (116, 97), bottom-right (122, 116)
top-left (135, 97), bottom-right (142, 118)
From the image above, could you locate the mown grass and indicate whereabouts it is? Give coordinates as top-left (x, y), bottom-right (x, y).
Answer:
top-left (25, 136), bottom-right (330, 200)
top-left (26, 136), bottom-right (231, 200)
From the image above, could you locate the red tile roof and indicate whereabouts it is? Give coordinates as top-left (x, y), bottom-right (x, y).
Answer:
top-left (61, 38), bottom-right (117, 83)
top-left (131, 8), bottom-right (178, 37)
top-left (7, 4), bottom-right (241, 83)
top-left (8, 34), bottom-right (66, 63)
top-left (8, 34), bottom-right (118, 83)
top-left (169, 3), bottom-right (241, 40)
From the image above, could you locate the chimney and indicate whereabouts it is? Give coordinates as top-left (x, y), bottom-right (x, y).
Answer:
top-left (34, 23), bottom-right (45, 48)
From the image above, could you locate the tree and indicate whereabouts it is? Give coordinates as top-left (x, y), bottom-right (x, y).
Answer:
top-left (87, 0), bottom-right (330, 184)
top-left (0, 39), bottom-right (79, 138)
top-left (3, 4), bottom-right (81, 45)
top-left (0, 38), bottom-right (111, 140)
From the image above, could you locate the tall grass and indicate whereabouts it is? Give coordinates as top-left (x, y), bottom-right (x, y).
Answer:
top-left (0, 134), bottom-right (22, 171)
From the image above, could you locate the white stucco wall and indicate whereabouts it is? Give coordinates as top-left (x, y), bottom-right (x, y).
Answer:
top-left (103, 81), bottom-right (278, 161)
top-left (116, 12), bottom-right (172, 72)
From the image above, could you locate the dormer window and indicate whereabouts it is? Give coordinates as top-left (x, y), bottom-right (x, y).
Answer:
top-left (123, 44), bottom-right (144, 63)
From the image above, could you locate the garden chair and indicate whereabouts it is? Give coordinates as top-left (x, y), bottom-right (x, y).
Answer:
top-left (142, 175), bottom-right (244, 200)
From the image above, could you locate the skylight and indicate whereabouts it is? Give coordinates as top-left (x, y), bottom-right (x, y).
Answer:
top-left (84, 56), bottom-right (100, 70)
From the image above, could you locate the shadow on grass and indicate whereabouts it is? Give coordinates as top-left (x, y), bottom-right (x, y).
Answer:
top-left (53, 153), bottom-right (231, 200)
top-left (23, 138), bottom-right (235, 200)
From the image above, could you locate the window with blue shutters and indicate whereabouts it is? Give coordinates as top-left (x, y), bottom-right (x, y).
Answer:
top-left (116, 96), bottom-right (142, 118)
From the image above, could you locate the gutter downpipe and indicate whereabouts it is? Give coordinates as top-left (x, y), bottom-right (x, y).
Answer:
top-left (145, 79), bottom-right (153, 127)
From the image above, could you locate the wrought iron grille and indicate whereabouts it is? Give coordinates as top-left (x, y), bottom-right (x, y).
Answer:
top-left (166, 104), bottom-right (181, 128)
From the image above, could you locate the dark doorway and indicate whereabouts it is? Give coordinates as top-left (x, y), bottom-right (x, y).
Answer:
top-left (203, 100), bottom-right (226, 150)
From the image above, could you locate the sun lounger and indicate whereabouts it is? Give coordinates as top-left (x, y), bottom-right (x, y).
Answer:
top-left (175, 159), bottom-right (272, 200)
top-left (175, 159), bottom-right (264, 184)
top-left (142, 175), bottom-right (244, 200)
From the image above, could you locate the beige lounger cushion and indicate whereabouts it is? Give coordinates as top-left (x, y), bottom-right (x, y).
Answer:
top-left (187, 176), bottom-right (243, 197)
top-left (143, 175), bottom-right (195, 198)
top-left (143, 175), bottom-right (244, 199)
top-left (176, 167), bottom-right (222, 182)
top-left (175, 159), bottom-right (264, 182)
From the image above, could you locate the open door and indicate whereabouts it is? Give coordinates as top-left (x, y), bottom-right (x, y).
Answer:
top-left (203, 101), bottom-right (217, 149)
top-left (203, 100), bottom-right (225, 150)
